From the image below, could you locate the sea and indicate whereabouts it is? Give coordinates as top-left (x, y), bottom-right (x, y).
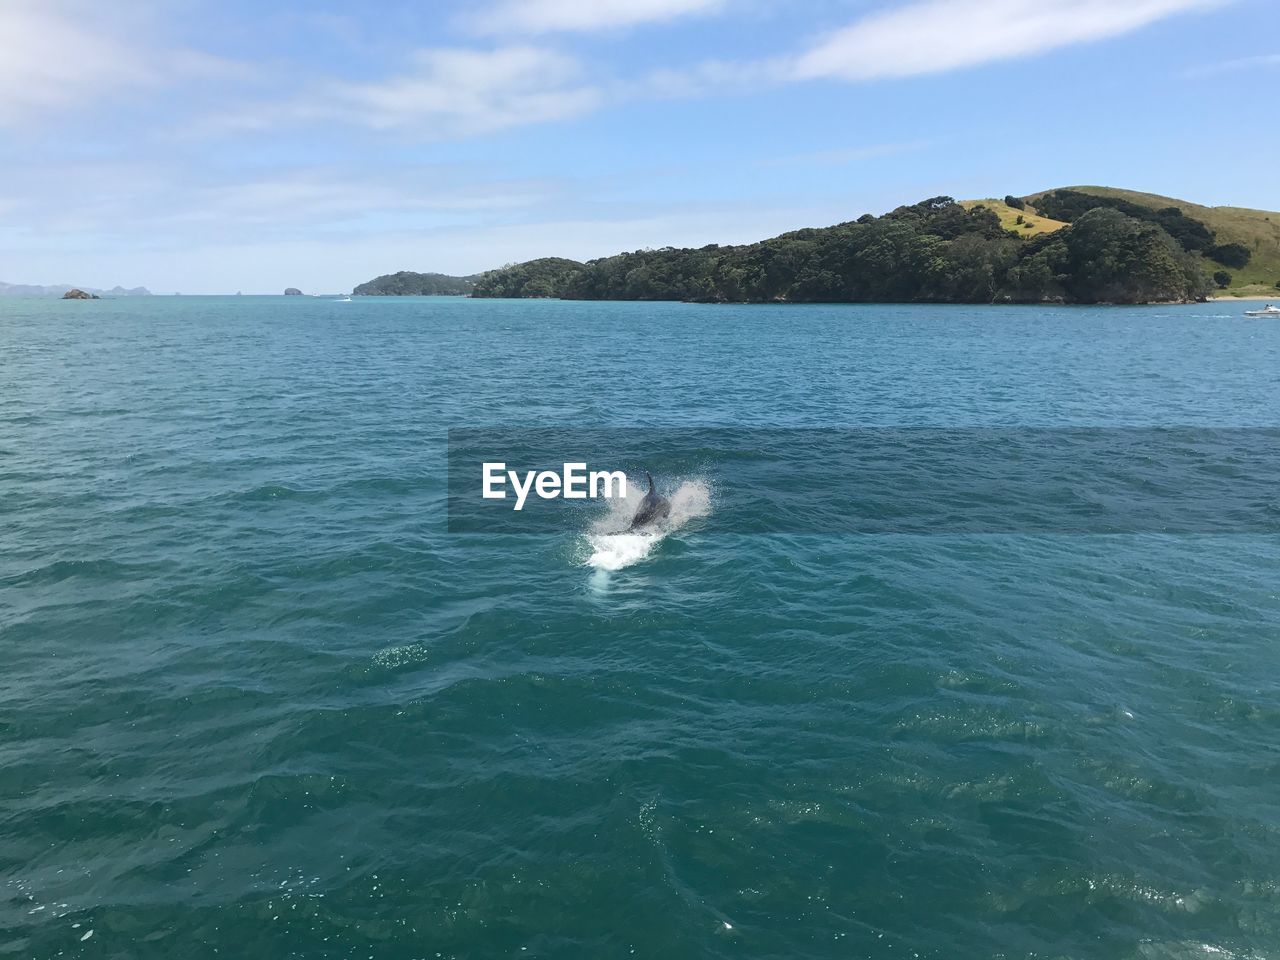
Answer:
top-left (3, 295), bottom-right (1279, 959)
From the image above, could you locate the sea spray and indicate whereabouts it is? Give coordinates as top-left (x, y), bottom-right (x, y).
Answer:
top-left (584, 477), bottom-right (711, 571)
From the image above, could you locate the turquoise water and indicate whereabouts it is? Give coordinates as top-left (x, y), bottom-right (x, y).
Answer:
top-left (3, 296), bottom-right (1280, 959)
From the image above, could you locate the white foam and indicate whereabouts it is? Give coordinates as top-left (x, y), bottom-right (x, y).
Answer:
top-left (583, 477), bottom-right (711, 571)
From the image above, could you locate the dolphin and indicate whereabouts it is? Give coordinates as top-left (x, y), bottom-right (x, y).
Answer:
top-left (628, 471), bottom-right (671, 531)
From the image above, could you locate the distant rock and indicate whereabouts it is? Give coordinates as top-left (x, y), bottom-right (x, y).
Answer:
top-left (62, 288), bottom-right (99, 300)
top-left (284, 287), bottom-right (303, 296)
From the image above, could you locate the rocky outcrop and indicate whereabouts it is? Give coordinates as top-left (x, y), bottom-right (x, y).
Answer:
top-left (62, 288), bottom-right (100, 300)
top-left (284, 287), bottom-right (303, 296)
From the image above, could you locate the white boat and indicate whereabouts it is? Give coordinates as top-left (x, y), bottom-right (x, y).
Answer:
top-left (335, 296), bottom-right (353, 302)
top-left (1244, 304), bottom-right (1280, 317)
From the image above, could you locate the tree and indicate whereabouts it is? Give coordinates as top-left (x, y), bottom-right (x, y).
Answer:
top-left (928, 235), bottom-right (1020, 302)
top-left (1035, 190), bottom-right (1216, 254)
top-left (472, 258), bottom-right (585, 298)
top-left (1213, 271), bottom-right (1232, 289)
top-left (1004, 195), bottom-right (1026, 210)
top-left (1059, 208), bottom-right (1208, 303)
top-left (1209, 243), bottom-right (1252, 269)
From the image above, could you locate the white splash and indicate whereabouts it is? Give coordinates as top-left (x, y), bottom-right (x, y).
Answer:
top-left (583, 477), bottom-right (711, 571)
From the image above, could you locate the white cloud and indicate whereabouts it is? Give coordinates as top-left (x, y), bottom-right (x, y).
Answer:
top-left (0, 0), bottom-right (253, 128)
top-left (164, 173), bottom-right (559, 232)
top-left (643, 57), bottom-right (790, 98)
top-left (792, 0), bottom-right (1225, 81)
top-left (208, 47), bottom-right (601, 139)
top-left (1184, 51), bottom-right (1280, 76)
top-left (636, 0), bottom-right (1223, 100)
top-left (0, 1), bottom-right (153, 125)
top-left (467, 0), bottom-right (727, 35)
top-left (0, 158), bottom-right (566, 241)
top-left (333, 47), bottom-right (599, 135)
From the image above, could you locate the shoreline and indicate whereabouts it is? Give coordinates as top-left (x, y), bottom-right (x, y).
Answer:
top-left (1209, 293), bottom-right (1279, 301)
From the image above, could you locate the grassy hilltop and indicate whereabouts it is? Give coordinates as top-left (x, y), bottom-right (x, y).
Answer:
top-left (964, 188), bottom-right (1280, 297)
top-left (958, 198), bottom-right (1068, 237)
top-left (1040, 187), bottom-right (1280, 297)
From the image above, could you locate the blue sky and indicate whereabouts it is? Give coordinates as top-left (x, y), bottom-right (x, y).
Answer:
top-left (2, 0), bottom-right (1277, 293)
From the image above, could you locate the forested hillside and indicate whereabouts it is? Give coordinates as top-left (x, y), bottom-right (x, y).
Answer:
top-left (359, 189), bottom-right (1280, 304)
top-left (1031, 187), bottom-right (1280, 297)
top-left (353, 272), bottom-right (476, 296)
top-left (471, 196), bottom-right (1214, 304)
top-left (470, 258), bottom-right (585, 299)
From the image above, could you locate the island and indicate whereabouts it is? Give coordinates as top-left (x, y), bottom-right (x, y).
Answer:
top-left (354, 186), bottom-right (1280, 305)
top-left (1, 282), bottom-right (150, 298)
top-left (353, 272), bottom-right (477, 296)
top-left (284, 287), bottom-right (303, 296)
top-left (62, 288), bottom-right (100, 300)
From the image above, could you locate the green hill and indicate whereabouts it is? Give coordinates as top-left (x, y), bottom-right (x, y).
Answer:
top-left (471, 258), bottom-right (586, 299)
top-left (1027, 187), bottom-right (1280, 297)
top-left (467, 197), bottom-right (1214, 304)
top-left (362, 187), bottom-right (1280, 305)
top-left (353, 271), bottom-right (477, 296)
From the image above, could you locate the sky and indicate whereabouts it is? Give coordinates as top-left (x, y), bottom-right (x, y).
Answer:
top-left (1, 0), bottom-right (1278, 294)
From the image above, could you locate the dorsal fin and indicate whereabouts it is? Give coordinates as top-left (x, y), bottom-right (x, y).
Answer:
top-left (645, 470), bottom-right (654, 494)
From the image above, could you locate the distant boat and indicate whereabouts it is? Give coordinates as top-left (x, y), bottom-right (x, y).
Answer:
top-left (335, 296), bottom-right (353, 302)
top-left (1244, 304), bottom-right (1280, 317)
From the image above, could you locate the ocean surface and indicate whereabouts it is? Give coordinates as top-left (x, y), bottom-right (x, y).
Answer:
top-left (3, 295), bottom-right (1279, 960)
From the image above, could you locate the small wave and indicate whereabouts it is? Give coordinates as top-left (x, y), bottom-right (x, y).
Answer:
top-left (582, 477), bottom-right (711, 571)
